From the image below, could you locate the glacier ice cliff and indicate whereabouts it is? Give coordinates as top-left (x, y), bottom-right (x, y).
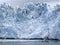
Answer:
top-left (0, 2), bottom-right (60, 39)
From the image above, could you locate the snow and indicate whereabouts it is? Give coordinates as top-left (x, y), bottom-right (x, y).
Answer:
top-left (0, 2), bottom-right (60, 39)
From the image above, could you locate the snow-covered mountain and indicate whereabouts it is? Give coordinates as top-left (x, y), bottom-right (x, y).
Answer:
top-left (0, 2), bottom-right (60, 39)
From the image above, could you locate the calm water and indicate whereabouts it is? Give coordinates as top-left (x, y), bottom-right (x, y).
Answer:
top-left (0, 40), bottom-right (60, 45)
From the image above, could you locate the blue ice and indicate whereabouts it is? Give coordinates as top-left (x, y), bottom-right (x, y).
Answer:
top-left (0, 2), bottom-right (60, 40)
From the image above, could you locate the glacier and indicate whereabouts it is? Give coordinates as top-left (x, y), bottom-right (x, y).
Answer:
top-left (0, 2), bottom-right (60, 39)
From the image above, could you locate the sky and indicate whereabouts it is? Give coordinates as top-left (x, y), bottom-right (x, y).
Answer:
top-left (0, 0), bottom-right (60, 8)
